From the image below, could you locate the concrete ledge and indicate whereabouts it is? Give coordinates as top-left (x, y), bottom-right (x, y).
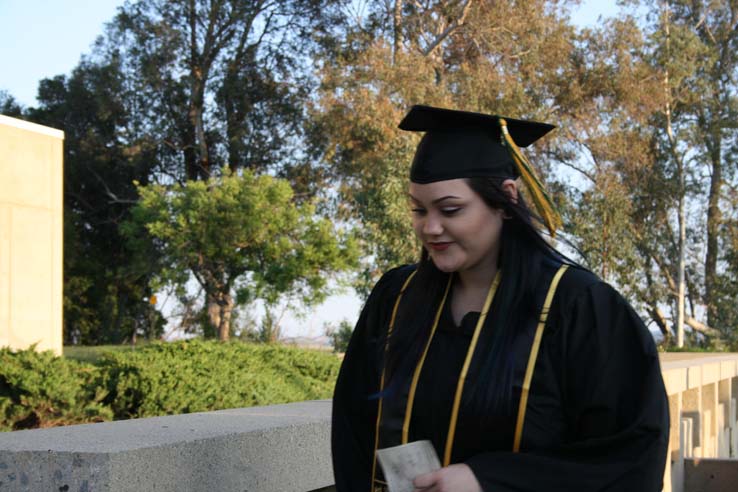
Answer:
top-left (0, 400), bottom-right (333, 492)
top-left (3, 354), bottom-right (737, 492)
top-left (684, 458), bottom-right (738, 492)
top-left (661, 353), bottom-right (738, 395)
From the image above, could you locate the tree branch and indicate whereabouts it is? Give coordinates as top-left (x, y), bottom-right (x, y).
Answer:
top-left (421, 0), bottom-right (473, 57)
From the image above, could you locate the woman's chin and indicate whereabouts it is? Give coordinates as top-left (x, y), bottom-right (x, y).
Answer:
top-left (430, 256), bottom-right (460, 273)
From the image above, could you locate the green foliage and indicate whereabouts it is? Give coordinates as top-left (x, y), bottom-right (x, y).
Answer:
top-left (11, 0), bottom-right (738, 348)
top-left (0, 347), bottom-right (111, 431)
top-left (102, 0), bottom-right (338, 186)
top-left (26, 61), bottom-right (163, 345)
top-left (98, 340), bottom-right (340, 418)
top-left (326, 319), bottom-right (354, 353)
top-left (123, 171), bottom-right (358, 339)
top-left (312, 0), bottom-right (577, 293)
top-left (1, 341), bottom-right (340, 431)
top-left (564, 171), bottom-right (641, 290)
top-left (19, 0), bottom-right (344, 345)
top-left (0, 90), bottom-right (23, 116)
top-left (560, 0), bottom-right (738, 344)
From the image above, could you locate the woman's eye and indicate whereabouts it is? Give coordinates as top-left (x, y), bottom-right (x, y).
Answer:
top-left (441, 208), bottom-right (461, 216)
top-left (411, 208), bottom-right (426, 215)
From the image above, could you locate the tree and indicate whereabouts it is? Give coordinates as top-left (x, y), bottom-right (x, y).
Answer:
top-left (556, 0), bottom-right (738, 346)
top-left (26, 60), bottom-right (164, 344)
top-left (17, 0), bottom-right (346, 343)
top-left (647, 0), bottom-right (738, 337)
top-left (311, 0), bottom-right (579, 293)
top-left (326, 319), bottom-right (354, 353)
top-left (0, 90), bottom-right (23, 117)
top-left (550, 15), bottom-right (676, 334)
top-left (123, 171), bottom-right (359, 340)
top-left (98, 0), bottom-right (338, 185)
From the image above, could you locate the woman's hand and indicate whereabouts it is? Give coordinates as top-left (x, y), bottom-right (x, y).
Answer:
top-left (413, 463), bottom-right (482, 492)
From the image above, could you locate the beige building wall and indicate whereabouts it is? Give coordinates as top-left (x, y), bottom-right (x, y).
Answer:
top-left (0, 115), bottom-right (64, 355)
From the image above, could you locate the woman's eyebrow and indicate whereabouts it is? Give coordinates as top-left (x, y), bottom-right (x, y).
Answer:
top-left (432, 195), bottom-right (461, 204)
top-left (407, 193), bottom-right (461, 204)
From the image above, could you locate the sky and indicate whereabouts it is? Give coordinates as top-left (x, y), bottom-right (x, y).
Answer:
top-left (0, 0), bottom-right (621, 339)
top-left (0, 0), bottom-right (125, 106)
top-left (1, 0), bottom-right (622, 107)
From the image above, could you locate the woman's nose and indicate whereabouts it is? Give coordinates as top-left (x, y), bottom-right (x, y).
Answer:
top-left (423, 214), bottom-right (443, 236)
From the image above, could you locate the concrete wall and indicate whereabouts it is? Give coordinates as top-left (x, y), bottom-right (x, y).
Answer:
top-left (661, 353), bottom-right (738, 492)
top-left (683, 458), bottom-right (738, 492)
top-left (0, 401), bottom-right (333, 492)
top-left (0, 115), bottom-right (63, 355)
top-left (1, 354), bottom-right (737, 491)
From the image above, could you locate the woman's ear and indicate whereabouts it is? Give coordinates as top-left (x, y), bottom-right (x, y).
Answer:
top-left (501, 178), bottom-right (519, 204)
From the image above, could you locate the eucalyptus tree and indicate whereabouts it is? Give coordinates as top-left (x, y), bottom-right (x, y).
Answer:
top-left (97, 0), bottom-right (340, 186)
top-left (311, 0), bottom-right (579, 292)
top-left (559, 0), bottom-right (738, 346)
top-left (630, 0), bottom-right (738, 344)
top-left (651, 0), bottom-right (738, 339)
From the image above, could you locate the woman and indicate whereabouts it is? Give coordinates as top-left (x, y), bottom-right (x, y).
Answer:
top-left (332, 105), bottom-right (669, 492)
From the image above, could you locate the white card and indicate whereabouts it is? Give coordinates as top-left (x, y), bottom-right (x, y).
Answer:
top-left (376, 440), bottom-right (442, 492)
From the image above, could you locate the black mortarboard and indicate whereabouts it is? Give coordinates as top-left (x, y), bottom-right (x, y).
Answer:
top-left (398, 105), bottom-right (554, 183)
top-left (398, 105), bottom-right (562, 235)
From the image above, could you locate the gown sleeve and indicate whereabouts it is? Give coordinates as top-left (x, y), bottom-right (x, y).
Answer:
top-left (464, 279), bottom-right (670, 492)
top-left (331, 267), bottom-right (411, 492)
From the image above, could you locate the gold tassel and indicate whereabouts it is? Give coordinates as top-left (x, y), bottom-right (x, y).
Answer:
top-left (498, 118), bottom-right (562, 237)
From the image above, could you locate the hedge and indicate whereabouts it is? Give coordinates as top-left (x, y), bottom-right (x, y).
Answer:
top-left (0, 346), bottom-right (111, 431)
top-left (0, 340), bottom-right (340, 431)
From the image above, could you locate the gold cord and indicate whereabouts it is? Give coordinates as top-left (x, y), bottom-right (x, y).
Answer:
top-left (512, 264), bottom-right (569, 452)
top-left (402, 275), bottom-right (454, 443)
top-left (499, 118), bottom-right (562, 237)
top-left (371, 270), bottom-right (417, 492)
top-left (443, 270), bottom-right (502, 465)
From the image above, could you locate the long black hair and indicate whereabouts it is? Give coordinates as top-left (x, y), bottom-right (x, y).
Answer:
top-left (380, 176), bottom-right (572, 415)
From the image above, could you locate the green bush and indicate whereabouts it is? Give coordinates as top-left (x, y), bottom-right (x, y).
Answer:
top-left (98, 340), bottom-right (340, 418)
top-left (1, 340), bottom-right (341, 431)
top-left (0, 347), bottom-right (112, 431)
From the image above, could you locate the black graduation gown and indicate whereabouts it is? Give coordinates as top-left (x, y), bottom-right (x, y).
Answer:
top-left (331, 263), bottom-right (669, 492)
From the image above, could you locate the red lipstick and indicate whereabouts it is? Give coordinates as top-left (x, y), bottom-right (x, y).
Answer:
top-left (428, 242), bottom-right (452, 251)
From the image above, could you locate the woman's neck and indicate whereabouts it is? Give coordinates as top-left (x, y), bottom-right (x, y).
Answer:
top-left (455, 254), bottom-right (499, 292)
top-left (451, 254), bottom-right (499, 323)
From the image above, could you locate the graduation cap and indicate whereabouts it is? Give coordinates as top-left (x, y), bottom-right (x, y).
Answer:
top-left (398, 104), bottom-right (562, 236)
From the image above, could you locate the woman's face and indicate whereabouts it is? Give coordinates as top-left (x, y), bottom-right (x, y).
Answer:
top-left (409, 178), bottom-right (505, 275)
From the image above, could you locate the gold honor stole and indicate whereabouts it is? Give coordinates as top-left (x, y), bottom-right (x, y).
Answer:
top-left (370, 265), bottom-right (569, 491)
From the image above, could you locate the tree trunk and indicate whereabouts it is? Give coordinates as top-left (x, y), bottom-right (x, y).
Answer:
top-left (648, 305), bottom-right (672, 341)
top-left (704, 139), bottom-right (721, 328)
top-left (207, 292), bottom-right (221, 337)
top-left (222, 49), bottom-right (255, 172)
top-left (183, 126), bottom-right (199, 181)
top-left (206, 291), bottom-right (233, 341)
top-left (393, 0), bottom-right (403, 65)
top-left (217, 294), bottom-right (234, 341)
top-left (187, 0), bottom-right (210, 179)
top-left (188, 78), bottom-right (210, 179)
top-left (223, 63), bottom-right (241, 173)
top-left (661, 1), bottom-right (686, 347)
top-left (686, 316), bottom-right (721, 339)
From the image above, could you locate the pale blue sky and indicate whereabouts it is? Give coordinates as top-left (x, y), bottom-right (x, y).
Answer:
top-left (1, 0), bottom-right (620, 107)
top-left (0, 0), bottom-right (124, 106)
top-left (0, 0), bottom-right (620, 339)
